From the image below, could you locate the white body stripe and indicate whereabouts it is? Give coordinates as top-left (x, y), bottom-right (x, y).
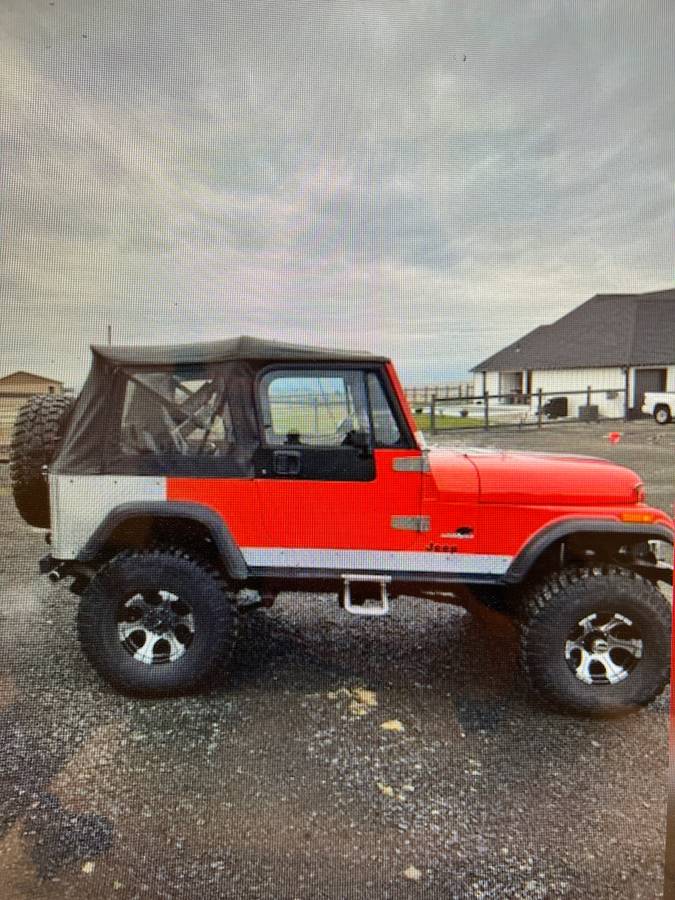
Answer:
top-left (50, 475), bottom-right (167, 559)
top-left (242, 548), bottom-right (512, 576)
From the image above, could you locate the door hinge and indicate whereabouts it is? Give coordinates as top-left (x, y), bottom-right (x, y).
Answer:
top-left (393, 455), bottom-right (430, 473)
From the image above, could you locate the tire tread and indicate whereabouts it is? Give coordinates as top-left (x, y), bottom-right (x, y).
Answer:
top-left (519, 565), bottom-right (670, 716)
top-left (10, 394), bottom-right (72, 526)
top-left (77, 547), bottom-right (239, 696)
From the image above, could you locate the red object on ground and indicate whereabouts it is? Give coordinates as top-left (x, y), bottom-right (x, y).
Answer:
top-left (608, 432), bottom-right (622, 444)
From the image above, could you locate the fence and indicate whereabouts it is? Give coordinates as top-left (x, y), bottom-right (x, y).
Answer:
top-left (405, 384), bottom-right (473, 404)
top-left (417, 386), bottom-right (630, 435)
top-left (0, 385), bottom-right (635, 458)
top-left (266, 386), bottom-right (629, 437)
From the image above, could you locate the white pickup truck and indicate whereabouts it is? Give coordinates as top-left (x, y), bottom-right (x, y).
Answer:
top-left (641, 392), bottom-right (675, 424)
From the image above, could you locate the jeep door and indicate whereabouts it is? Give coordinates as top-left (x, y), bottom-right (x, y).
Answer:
top-left (250, 366), bottom-right (426, 570)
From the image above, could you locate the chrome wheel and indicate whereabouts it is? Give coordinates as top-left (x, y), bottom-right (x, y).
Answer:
top-left (117, 590), bottom-right (195, 665)
top-left (564, 611), bottom-right (643, 685)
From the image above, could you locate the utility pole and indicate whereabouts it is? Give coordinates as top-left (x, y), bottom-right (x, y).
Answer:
top-left (107, 324), bottom-right (112, 346)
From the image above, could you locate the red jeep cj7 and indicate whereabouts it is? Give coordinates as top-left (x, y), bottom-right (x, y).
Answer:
top-left (11, 337), bottom-right (672, 715)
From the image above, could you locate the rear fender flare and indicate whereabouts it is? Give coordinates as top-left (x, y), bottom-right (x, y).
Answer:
top-left (504, 519), bottom-right (673, 585)
top-left (77, 501), bottom-right (248, 581)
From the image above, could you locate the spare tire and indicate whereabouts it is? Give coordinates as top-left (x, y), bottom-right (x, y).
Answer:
top-left (10, 394), bottom-right (73, 527)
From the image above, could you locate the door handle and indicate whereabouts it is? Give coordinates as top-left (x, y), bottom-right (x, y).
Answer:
top-left (273, 450), bottom-right (302, 476)
top-left (441, 527), bottom-right (474, 539)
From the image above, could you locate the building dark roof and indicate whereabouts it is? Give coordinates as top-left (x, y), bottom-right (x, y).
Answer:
top-left (472, 288), bottom-right (675, 372)
top-left (93, 335), bottom-right (387, 366)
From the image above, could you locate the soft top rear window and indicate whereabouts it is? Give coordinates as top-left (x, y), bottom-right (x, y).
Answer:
top-left (52, 359), bottom-right (260, 476)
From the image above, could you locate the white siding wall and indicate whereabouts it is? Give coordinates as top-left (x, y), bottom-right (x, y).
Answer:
top-left (472, 371), bottom-right (499, 397)
top-left (530, 367), bottom-right (624, 418)
top-left (473, 364), bottom-right (675, 417)
top-left (471, 373), bottom-right (482, 396)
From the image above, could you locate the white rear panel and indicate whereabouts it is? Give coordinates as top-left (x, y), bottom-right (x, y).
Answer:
top-left (50, 475), bottom-right (166, 559)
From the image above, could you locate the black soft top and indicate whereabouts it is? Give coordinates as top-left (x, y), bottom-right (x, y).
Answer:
top-left (52, 336), bottom-right (388, 475)
top-left (92, 335), bottom-right (388, 366)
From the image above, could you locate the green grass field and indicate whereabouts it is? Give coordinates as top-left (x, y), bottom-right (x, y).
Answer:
top-left (271, 402), bottom-right (485, 435)
top-left (270, 402), bottom-right (348, 435)
top-left (412, 413), bottom-right (483, 430)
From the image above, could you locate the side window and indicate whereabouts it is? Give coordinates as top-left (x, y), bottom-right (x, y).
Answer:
top-left (261, 371), bottom-right (369, 447)
top-left (120, 371), bottom-right (232, 456)
top-left (366, 373), bottom-right (403, 447)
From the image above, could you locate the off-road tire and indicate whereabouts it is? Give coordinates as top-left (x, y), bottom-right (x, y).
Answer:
top-left (520, 566), bottom-right (670, 717)
top-left (654, 404), bottom-right (672, 426)
top-left (77, 548), bottom-right (239, 697)
top-left (10, 394), bottom-right (73, 527)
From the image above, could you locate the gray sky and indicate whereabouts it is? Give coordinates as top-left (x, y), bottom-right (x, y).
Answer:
top-left (2, 0), bottom-right (674, 388)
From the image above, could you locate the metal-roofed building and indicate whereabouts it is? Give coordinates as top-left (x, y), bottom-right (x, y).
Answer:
top-left (0, 370), bottom-right (63, 395)
top-left (471, 288), bottom-right (675, 418)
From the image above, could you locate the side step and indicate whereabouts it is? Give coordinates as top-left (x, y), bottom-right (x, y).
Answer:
top-left (341, 574), bottom-right (391, 616)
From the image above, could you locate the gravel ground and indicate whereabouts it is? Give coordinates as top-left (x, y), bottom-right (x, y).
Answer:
top-left (0, 420), bottom-right (672, 899)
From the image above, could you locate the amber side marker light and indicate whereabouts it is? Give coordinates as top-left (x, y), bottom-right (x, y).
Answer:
top-left (619, 512), bottom-right (656, 523)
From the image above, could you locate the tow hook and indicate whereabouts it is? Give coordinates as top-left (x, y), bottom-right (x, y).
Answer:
top-left (39, 554), bottom-right (65, 582)
top-left (47, 564), bottom-right (65, 583)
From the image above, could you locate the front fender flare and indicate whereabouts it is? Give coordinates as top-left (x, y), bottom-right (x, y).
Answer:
top-left (504, 518), bottom-right (673, 585)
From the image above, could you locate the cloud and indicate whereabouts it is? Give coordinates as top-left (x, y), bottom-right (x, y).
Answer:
top-left (1, 0), bottom-right (673, 388)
